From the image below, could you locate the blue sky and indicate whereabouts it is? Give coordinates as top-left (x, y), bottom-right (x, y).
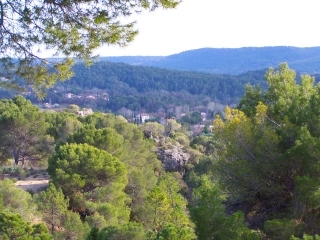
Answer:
top-left (97, 0), bottom-right (320, 56)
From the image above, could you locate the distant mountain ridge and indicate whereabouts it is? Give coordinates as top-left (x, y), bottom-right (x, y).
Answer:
top-left (100, 47), bottom-right (320, 74)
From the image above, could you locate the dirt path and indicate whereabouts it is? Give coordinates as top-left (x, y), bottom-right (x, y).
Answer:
top-left (14, 173), bottom-right (50, 194)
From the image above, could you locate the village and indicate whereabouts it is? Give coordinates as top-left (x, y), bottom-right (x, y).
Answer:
top-left (39, 91), bottom-right (214, 137)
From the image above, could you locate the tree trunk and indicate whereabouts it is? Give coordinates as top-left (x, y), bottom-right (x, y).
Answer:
top-left (12, 146), bottom-right (20, 165)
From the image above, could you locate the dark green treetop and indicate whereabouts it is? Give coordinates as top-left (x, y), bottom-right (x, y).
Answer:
top-left (0, 95), bottom-right (54, 165)
top-left (0, 211), bottom-right (53, 240)
top-left (47, 143), bottom-right (130, 227)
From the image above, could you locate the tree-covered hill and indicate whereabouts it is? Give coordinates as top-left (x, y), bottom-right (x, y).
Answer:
top-left (69, 61), bottom-right (267, 99)
top-left (52, 61), bottom-right (267, 112)
top-left (99, 56), bottom-right (164, 65)
top-left (101, 46), bottom-right (320, 74)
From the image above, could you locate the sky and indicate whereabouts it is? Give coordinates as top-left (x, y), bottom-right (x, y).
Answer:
top-left (97, 0), bottom-right (320, 57)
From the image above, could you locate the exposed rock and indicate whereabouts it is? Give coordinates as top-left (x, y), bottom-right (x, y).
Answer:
top-left (156, 140), bottom-right (190, 173)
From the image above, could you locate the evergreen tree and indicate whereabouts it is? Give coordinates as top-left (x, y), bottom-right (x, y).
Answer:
top-left (35, 183), bottom-right (69, 235)
top-left (0, 96), bottom-right (54, 165)
top-left (47, 143), bottom-right (130, 228)
top-left (189, 176), bottom-right (258, 240)
top-left (211, 63), bottom-right (320, 237)
top-left (145, 173), bottom-right (195, 237)
top-left (0, 211), bottom-right (53, 240)
top-left (0, 179), bottom-right (37, 222)
top-left (86, 222), bottom-right (145, 240)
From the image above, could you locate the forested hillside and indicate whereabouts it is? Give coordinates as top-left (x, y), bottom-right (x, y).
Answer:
top-left (101, 46), bottom-right (320, 74)
top-left (46, 61), bottom-right (267, 113)
top-left (69, 61), bottom-right (267, 96)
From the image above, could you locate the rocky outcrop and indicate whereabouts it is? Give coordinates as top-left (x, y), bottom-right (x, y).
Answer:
top-left (156, 140), bottom-right (190, 173)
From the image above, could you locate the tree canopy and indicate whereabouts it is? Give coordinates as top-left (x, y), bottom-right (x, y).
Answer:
top-left (0, 95), bottom-right (54, 165)
top-left (47, 143), bottom-right (130, 227)
top-left (0, 0), bottom-right (180, 97)
top-left (0, 211), bottom-right (53, 240)
top-left (212, 63), bottom-right (320, 237)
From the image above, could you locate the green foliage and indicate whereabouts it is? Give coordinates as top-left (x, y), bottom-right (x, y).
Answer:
top-left (43, 110), bottom-right (82, 142)
top-left (0, 179), bottom-right (37, 222)
top-left (0, 194), bottom-right (3, 212)
top-left (237, 84), bottom-right (263, 117)
top-left (113, 120), bottom-right (161, 216)
top-left (185, 147), bottom-right (202, 165)
top-left (64, 104), bottom-right (80, 114)
top-left (145, 173), bottom-right (195, 236)
top-left (179, 111), bottom-right (202, 124)
top-left (71, 113), bottom-right (162, 222)
top-left (86, 227), bottom-right (99, 240)
top-left (82, 112), bottom-right (117, 129)
top-left (185, 155), bottom-right (215, 190)
top-left (67, 124), bottom-right (124, 158)
top-left (57, 116), bottom-right (83, 142)
top-left (173, 132), bottom-right (190, 147)
top-left (0, 211), bottom-right (53, 240)
top-left (165, 119), bottom-right (181, 137)
top-left (202, 124), bottom-right (210, 134)
top-left (87, 222), bottom-right (145, 240)
top-left (34, 183), bottom-right (69, 236)
top-left (47, 143), bottom-right (129, 227)
top-left (0, 96), bottom-right (54, 166)
top-left (68, 61), bottom-right (265, 100)
top-left (0, 0), bottom-right (179, 96)
top-left (211, 63), bottom-right (320, 237)
top-left (190, 135), bottom-right (216, 156)
top-left (48, 60), bottom-right (267, 112)
top-left (85, 213), bottom-right (108, 230)
top-left (291, 234), bottom-right (320, 240)
top-left (57, 210), bottom-right (90, 240)
top-left (146, 186), bottom-right (171, 231)
top-left (264, 219), bottom-right (297, 240)
top-left (147, 224), bottom-right (196, 240)
top-left (189, 176), bottom-right (258, 240)
top-left (1, 165), bottom-right (20, 174)
top-left (139, 122), bottom-right (165, 138)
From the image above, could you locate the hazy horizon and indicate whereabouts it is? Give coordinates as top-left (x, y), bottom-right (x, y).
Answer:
top-left (93, 0), bottom-right (320, 57)
top-left (98, 46), bottom-right (320, 57)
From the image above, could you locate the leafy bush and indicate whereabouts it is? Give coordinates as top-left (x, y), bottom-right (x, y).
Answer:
top-left (2, 165), bottom-right (20, 174)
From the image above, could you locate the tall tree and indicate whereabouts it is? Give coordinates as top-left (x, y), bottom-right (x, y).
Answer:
top-left (35, 183), bottom-right (69, 235)
top-left (189, 176), bottom-right (258, 240)
top-left (145, 173), bottom-right (195, 237)
top-left (78, 113), bottom-right (162, 222)
top-left (47, 143), bottom-right (130, 227)
top-left (0, 96), bottom-right (54, 165)
top-left (212, 63), bottom-right (320, 237)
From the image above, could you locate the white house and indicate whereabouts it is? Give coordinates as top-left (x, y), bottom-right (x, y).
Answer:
top-left (78, 108), bottom-right (93, 117)
top-left (65, 93), bottom-right (73, 98)
top-left (136, 113), bottom-right (150, 124)
top-left (43, 103), bottom-right (51, 108)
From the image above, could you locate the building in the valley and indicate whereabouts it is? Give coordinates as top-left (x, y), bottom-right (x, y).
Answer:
top-left (65, 93), bottom-right (73, 98)
top-left (78, 108), bottom-right (93, 117)
top-left (136, 113), bottom-right (150, 124)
